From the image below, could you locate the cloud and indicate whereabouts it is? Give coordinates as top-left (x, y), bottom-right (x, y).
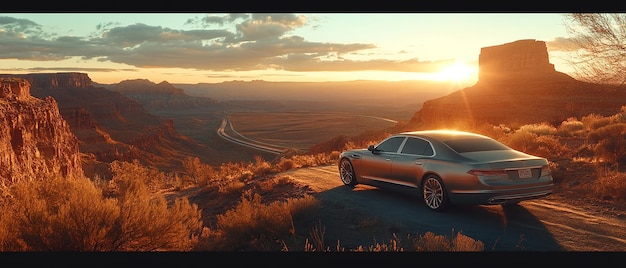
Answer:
top-left (0, 14), bottom-right (448, 74)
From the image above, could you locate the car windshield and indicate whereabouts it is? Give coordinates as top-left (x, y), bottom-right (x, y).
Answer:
top-left (442, 138), bottom-right (510, 153)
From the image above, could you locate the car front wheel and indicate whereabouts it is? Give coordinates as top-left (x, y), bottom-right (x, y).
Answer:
top-left (422, 175), bottom-right (449, 212)
top-left (339, 158), bottom-right (358, 187)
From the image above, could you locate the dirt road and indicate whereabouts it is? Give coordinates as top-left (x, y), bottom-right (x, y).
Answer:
top-left (280, 164), bottom-right (626, 251)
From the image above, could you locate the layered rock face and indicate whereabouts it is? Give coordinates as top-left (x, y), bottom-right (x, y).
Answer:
top-left (0, 78), bottom-right (83, 184)
top-left (13, 72), bottom-right (94, 89)
top-left (478, 39), bottom-right (572, 84)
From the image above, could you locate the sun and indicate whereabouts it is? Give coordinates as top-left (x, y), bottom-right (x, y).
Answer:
top-left (434, 61), bottom-right (476, 82)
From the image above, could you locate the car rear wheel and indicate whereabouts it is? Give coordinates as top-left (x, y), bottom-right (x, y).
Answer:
top-left (339, 158), bottom-right (358, 187)
top-left (422, 175), bottom-right (449, 212)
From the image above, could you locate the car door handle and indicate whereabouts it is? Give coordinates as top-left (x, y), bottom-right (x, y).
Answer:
top-left (415, 161), bottom-right (423, 165)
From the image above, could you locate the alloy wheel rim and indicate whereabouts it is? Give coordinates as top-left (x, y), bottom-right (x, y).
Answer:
top-left (424, 178), bottom-right (443, 209)
top-left (340, 161), bottom-right (353, 184)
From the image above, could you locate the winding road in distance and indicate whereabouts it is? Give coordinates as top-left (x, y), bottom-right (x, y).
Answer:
top-left (216, 112), bottom-right (398, 155)
top-left (216, 115), bottom-right (285, 154)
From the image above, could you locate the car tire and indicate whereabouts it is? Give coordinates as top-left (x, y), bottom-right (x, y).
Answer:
top-left (422, 175), bottom-right (449, 212)
top-left (339, 158), bottom-right (358, 187)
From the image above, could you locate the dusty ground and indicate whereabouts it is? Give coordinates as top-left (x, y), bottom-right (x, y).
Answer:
top-left (549, 158), bottom-right (626, 219)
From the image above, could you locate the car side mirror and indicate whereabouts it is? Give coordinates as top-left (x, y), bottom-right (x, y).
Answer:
top-left (367, 145), bottom-right (377, 154)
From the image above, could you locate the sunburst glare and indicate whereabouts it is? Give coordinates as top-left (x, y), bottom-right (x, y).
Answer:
top-left (434, 61), bottom-right (477, 83)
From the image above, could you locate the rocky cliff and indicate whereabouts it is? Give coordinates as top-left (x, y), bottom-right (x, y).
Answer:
top-left (409, 39), bottom-right (626, 129)
top-left (6, 72), bottom-right (95, 89)
top-left (0, 72), bottom-right (220, 177)
top-left (0, 78), bottom-right (83, 184)
top-left (477, 39), bottom-right (571, 83)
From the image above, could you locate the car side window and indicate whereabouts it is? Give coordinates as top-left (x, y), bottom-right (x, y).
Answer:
top-left (376, 137), bottom-right (405, 153)
top-left (401, 137), bottom-right (434, 156)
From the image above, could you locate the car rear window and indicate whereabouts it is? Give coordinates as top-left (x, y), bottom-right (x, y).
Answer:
top-left (442, 138), bottom-right (510, 153)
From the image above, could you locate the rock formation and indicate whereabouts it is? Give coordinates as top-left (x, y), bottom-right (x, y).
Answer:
top-left (10, 72), bottom-right (94, 89)
top-left (478, 39), bottom-right (556, 83)
top-left (409, 39), bottom-right (625, 129)
top-left (0, 78), bottom-right (83, 184)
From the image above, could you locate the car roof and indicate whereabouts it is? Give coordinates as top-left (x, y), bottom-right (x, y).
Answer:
top-left (398, 130), bottom-right (491, 141)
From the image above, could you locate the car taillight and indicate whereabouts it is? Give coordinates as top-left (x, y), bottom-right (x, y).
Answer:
top-left (467, 169), bottom-right (508, 176)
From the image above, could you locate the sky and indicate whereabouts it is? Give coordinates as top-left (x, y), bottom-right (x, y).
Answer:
top-left (0, 13), bottom-right (579, 86)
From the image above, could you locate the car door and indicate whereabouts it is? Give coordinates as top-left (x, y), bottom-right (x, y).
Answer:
top-left (391, 137), bottom-right (434, 188)
top-left (359, 136), bottom-right (406, 182)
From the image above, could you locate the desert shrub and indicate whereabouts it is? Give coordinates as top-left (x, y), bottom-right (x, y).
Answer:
top-left (615, 105), bottom-right (626, 122)
top-left (471, 123), bottom-right (510, 141)
top-left (0, 172), bottom-right (202, 251)
top-left (183, 156), bottom-right (216, 187)
top-left (108, 160), bottom-right (172, 194)
top-left (413, 231), bottom-right (452, 251)
top-left (582, 113), bottom-right (613, 130)
top-left (0, 207), bottom-right (21, 251)
top-left (307, 130), bottom-right (391, 155)
top-left (594, 169), bottom-right (626, 201)
top-left (107, 161), bottom-right (204, 251)
top-left (251, 155), bottom-right (273, 177)
top-left (288, 153), bottom-right (331, 168)
top-left (557, 117), bottom-right (585, 137)
top-left (307, 134), bottom-right (351, 154)
top-left (218, 162), bottom-right (254, 184)
top-left (276, 157), bottom-right (296, 172)
top-left (449, 232), bottom-right (486, 251)
top-left (327, 151), bottom-right (341, 162)
top-left (284, 194), bottom-right (320, 220)
top-left (518, 123), bottom-right (557, 136)
top-left (534, 135), bottom-right (572, 159)
top-left (213, 191), bottom-right (296, 251)
top-left (412, 231), bottom-right (484, 252)
top-left (587, 123), bottom-right (626, 166)
top-left (113, 184), bottom-right (203, 251)
top-left (0, 175), bottom-right (119, 251)
top-left (503, 130), bottom-right (539, 153)
top-left (197, 192), bottom-right (320, 251)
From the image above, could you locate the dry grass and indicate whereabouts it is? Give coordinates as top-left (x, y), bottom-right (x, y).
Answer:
top-left (0, 170), bottom-right (202, 251)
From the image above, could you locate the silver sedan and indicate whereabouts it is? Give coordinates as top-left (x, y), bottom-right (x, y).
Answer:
top-left (338, 130), bottom-right (554, 212)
